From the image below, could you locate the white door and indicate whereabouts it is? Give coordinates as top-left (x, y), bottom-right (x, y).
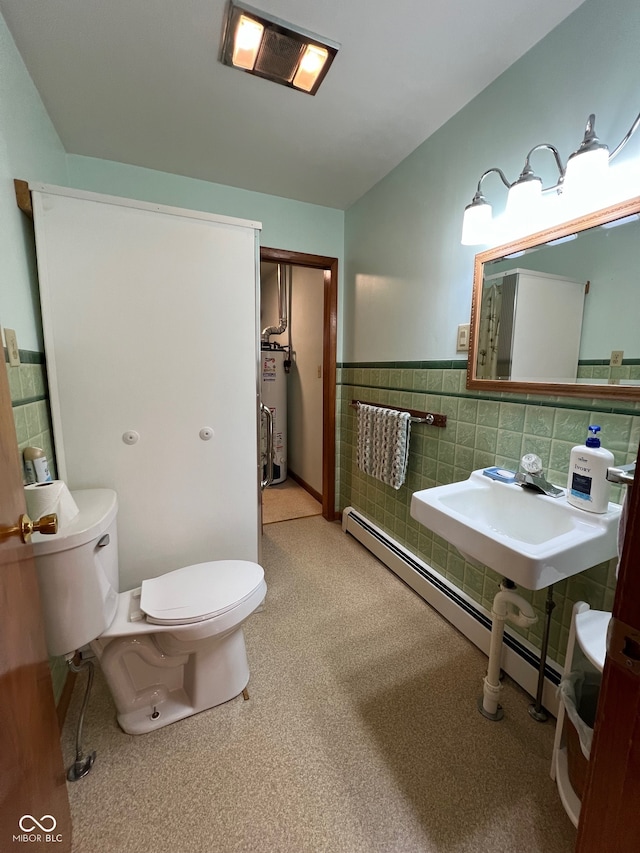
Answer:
top-left (32, 186), bottom-right (262, 590)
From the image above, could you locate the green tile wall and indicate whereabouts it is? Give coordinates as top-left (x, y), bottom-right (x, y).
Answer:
top-left (6, 352), bottom-right (57, 482)
top-left (337, 361), bottom-right (639, 667)
top-left (5, 350), bottom-right (65, 704)
top-left (577, 359), bottom-right (640, 386)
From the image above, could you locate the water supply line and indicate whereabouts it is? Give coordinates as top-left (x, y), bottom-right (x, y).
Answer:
top-left (479, 582), bottom-right (537, 721)
top-left (65, 652), bottom-right (97, 781)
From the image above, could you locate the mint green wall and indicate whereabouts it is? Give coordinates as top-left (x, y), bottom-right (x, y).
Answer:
top-left (340, 0), bottom-right (640, 665)
top-left (0, 13), bottom-right (68, 351)
top-left (344, 0), bottom-right (640, 363)
top-left (66, 155), bottom-right (346, 358)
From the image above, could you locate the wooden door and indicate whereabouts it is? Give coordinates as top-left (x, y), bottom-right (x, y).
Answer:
top-left (576, 447), bottom-right (640, 852)
top-left (0, 362), bottom-right (71, 851)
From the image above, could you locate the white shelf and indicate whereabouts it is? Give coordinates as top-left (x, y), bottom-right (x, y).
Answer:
top-left (555, 746), bottom-right (580, 828)
top-left (574, 609), bottom-right (611, 673)
top-left (552, 602), bottom-right (610, 826)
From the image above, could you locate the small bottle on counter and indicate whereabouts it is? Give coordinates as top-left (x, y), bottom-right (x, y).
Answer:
top-left (566, 425), bottom-right (614, 513)
top-left (23, 446), bottom-right (52, 485)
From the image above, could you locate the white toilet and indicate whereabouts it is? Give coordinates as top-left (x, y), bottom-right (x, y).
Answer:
top-left (32, 489), bottom-right (266, 734)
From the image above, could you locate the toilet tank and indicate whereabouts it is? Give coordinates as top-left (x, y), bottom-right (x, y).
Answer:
top-left (32, 489), bottom-right (119, 656)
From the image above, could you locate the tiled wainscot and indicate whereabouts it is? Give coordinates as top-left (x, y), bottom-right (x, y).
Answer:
top-left (336, 360), bottom-right (639, 668)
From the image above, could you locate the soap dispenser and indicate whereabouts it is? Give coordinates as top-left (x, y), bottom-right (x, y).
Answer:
top-left (566, 425), bottom-right (614, 513)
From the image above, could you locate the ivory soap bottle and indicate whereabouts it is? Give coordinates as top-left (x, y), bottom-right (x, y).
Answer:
top-left (566, 425), bottom-right (614, 513)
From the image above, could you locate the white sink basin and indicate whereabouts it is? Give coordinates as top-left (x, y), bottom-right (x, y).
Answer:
top-left (410, 469), bottom-right (621, 589)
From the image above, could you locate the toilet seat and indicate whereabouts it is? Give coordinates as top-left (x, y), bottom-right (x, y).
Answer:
top-left (140, 560), bottom-right (264, 626)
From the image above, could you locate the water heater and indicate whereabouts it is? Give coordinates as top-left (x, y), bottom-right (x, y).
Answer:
top-left (261, 345), bottom-right (287, 484)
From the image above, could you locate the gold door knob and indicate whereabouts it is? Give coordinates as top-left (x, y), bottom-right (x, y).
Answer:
top-left (10, 512), bottom-right (59, 543)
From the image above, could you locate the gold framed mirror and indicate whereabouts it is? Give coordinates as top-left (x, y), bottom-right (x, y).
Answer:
top-left (467, 194), bottom-right (640, 400)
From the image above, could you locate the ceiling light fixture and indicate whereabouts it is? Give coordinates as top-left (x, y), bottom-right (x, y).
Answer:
top-left (220, 1), bottom-right (339, 95)
top-left (461, 110), bottom-right (640, 245)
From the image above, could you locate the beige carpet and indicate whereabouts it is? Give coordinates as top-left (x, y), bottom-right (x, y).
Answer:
top-left (262, 478), bottom-right (322, 524)
top-left (62, 516), bottom-right (576, 853)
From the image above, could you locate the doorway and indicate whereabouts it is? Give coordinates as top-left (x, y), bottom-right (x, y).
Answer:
top-left (260, 247), bottom-right (338, 522)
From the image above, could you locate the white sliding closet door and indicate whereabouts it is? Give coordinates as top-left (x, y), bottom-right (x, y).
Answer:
top-left (33, 186), bottom-right (261, 590)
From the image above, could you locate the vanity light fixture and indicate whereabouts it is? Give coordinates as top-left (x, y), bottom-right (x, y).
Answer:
top-left (461, 110), bottom-right (640, 245)
top-left (220, 1), bottom-right (339, 95)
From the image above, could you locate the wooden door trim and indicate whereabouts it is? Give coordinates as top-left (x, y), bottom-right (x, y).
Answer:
top-left (260, 248), bottom-right (338, 521)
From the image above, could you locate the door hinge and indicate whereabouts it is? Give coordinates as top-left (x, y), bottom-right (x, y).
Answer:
top-left (608, 617), bottom-right (640, 678)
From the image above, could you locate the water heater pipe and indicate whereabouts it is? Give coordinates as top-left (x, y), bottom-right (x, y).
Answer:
top-left (261, 263), bottom-right (289, 342)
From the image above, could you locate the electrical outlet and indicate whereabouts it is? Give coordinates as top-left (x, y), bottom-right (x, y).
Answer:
top-left (456, 324), bottom-right (470, 352)
top-left (610, 350), bottom-right (624, 367)
top-left (3, 328), bottom-right (20, 366)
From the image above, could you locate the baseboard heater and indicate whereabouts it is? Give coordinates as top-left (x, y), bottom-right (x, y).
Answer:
top-left (342, 506), bottom-right (561, 717)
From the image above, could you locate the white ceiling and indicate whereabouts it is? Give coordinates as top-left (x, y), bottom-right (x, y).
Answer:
top-left (1, 0), bottom-right (587, 210)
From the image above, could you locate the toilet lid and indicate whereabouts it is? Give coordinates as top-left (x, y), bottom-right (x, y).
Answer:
top-left (139, 560), bottom-right (264, 625)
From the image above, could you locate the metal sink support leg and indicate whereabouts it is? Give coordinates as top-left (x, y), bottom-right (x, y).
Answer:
top-left (528, 584), bottom-right (556, 722)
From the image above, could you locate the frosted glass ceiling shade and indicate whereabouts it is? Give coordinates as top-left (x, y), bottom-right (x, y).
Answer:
top-left (231, 16), bottom-right (264, 70)
top-left (293, 45), bottom-right (330, 93)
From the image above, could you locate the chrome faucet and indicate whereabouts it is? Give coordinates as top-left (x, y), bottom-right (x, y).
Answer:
top-left (515, 453), bottom-right (564, 498)
top-left (606, 460), bottom-right (636, 485)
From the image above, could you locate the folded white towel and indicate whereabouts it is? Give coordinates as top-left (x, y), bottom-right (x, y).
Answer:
top-left (357, 404), bottom-right (412, 490)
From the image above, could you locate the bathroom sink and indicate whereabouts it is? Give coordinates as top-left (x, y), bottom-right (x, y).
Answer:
top-left (410, 469), bottom-right (621, 589)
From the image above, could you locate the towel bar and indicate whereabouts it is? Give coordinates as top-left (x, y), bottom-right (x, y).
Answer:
top-left (350, 400), bottom-right (447, 428)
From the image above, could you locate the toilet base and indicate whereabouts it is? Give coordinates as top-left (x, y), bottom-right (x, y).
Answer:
top-left (94, 626), bottom-right (251, 735)
top-left (115, 679), bottom-right (249, 735)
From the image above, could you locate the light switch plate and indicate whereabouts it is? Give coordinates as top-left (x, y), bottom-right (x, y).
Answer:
top-left (3, 328), bottom-right (20, 366)
top-left (610, 350), bottom-right (624, 367)
top-left (456, 323), bottom-right (470, 352)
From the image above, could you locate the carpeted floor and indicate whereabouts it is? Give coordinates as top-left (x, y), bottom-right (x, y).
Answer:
top-left (62, 516), bottom-right (576, 853)
top-left (262, 478), bottom-right (322, 524)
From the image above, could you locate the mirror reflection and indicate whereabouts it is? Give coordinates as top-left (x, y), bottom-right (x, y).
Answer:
top-left (467, 197), bottom-right (640, 399)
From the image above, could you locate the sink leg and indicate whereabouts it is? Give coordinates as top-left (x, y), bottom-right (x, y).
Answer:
top-left (479, 582), bottom-right (537, 721)
top-left (528, 584), bottom-right (555, 722)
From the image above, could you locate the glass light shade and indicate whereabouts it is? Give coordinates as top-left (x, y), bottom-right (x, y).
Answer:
top-left (505, 177), bottom-right (542, 224)
top-left (232, 15), bottom-right (264, 70)
top-left (292, 44), bottom-right (329, 92)
top-left (461, 200), bottom-right (492, 246)
top-left (563, 147), bottom-right (609, 206)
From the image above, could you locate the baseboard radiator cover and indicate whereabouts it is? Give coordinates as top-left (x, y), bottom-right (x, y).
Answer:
top-left (342, 506), bottom-right (561, 717)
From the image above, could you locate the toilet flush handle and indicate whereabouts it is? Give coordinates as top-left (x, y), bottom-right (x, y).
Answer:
top-left (3, 512), bottom-right (58, 543)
